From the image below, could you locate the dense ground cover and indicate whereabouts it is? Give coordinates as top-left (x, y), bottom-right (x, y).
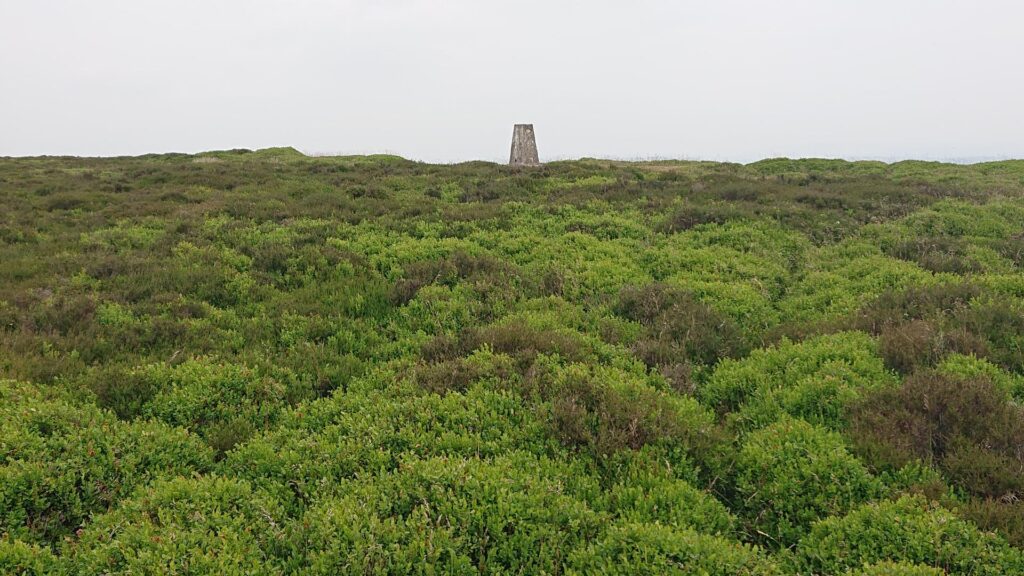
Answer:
top-left (1, 148), bottom-right (1023, 574)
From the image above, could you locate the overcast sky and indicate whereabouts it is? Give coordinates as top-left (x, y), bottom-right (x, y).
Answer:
top-left (1, 0), bottom-right (1022, 163)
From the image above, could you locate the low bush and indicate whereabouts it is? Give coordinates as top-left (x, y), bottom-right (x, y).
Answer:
top-left (0, 380), bottom-right (214, 545)
top-left (850, 282), bottom-right (1024, 373)
top-left (848, 372), bottom-right (1024, 500)
top-left (222, 383), bottom-right (555, 510)
top-left (139, 360), bottom-right (293, 454)
top-left (63, 476), bottom-right (287, 575)
top-left (615, 283), bottom-right (749, 373)
top-left (850, 282), bottom-right (979, 335)
top-left (734, 418), bottom-right (881, 548)
top-left (960, 498), bottom-right (1024, 549)
top-left (700, 331), bottom-right (893, 429)
top-left (541, 363), bottom-right (716, 458)
top-left (291, 453), bottom-right (602, 575)
top-left (847, 561), bottom-right (945, 576)
top-left (389, 250), bottom-right (521, 307)
top-left (0, 539), bottom-right (59, 576)
top-left (794, 496), bottom-right (1024, 575)
top-left (877, 319), bottom-right (987, 373)
top-left (566, 522), bottom-right (783, 576)
top-left (885, 235), bottom-right (982, 274)
top-left (601, 467), bottom-right (736, 536)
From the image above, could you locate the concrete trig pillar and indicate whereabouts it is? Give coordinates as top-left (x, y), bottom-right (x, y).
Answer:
top-left (509, 124), bottom-right (540, 166)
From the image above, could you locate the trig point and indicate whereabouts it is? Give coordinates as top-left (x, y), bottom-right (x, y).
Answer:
top-left (509, 124), bottom-right (540, 166)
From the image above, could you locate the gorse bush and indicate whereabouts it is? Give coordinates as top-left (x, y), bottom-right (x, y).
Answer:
top-left (2, 151), bottom-right (1024, 572)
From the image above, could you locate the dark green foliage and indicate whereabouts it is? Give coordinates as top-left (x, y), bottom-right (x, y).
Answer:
top-left (2, 151), bottom-right (1024, 572)
top-left (961, 498), bottom-right (1024, 549)
top-left (615, 283), bottom-right (748, 390)
top-left (389, 250), bottom-right (522, 308)
top-left (848, 372), bottom-right (1024, 501)
top-left (542, 363), bottom-right (714, 457)
top-left (885, 235), bottom-right (982, 274)
top-left (851, 282), bottom-right (1024, 373)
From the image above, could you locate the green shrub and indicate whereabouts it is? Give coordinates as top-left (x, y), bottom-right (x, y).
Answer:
top-left (846, 561), bottom-right (945, 575)
top-left (79, 363), bottom-right (167, 419)
top-left (603, 472), bottom-right (736, 536)
top-left (0, 380), bottom-right (214, 544)
top-left (222, 384), bottom-right (555, 510)
top-left (701, 331), bottom-right (894, 429)
top-left (937, 353), bottom-right (1024, 401)
top-left (64, 476), bottom-right (287, 575)
top-left (291, 453), bottom-right (602, 575)
top-left (734, 418), bottom-right (881, 547)
top-left (140, 360), bottom-right (292, 454)
top-left (389, 249), bottom-right (521, 307)
top-left (0, 539), bottom-right (60, 576)
top-left (794, 496), bottom-right (1024, 575)
top-left (566, 522), bottom-right (783, 576)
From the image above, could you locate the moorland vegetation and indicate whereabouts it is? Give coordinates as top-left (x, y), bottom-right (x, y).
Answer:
top-left (2, 148), bottom-right (1024, 574)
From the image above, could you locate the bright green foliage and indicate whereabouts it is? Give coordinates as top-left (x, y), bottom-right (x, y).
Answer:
top-left (291, 453), bottom-right (602, 575)
top-left (937, 352), bottom-right (1024, 401)
top-left (566, 522), bottom-right (783, 575)
top-left (795, 496), bottom-right (1024, 575)
top-left (140, 360), bottom-right (293, 453)
top-left (734, 418), bottom-right (882, 547)
top-left (0, 380), bottom-right (214, 544)
top-left (223, 382), bottom-right (557, 510)
top-left (701, 332), bottom-right (896, 430)
top-left (846, 561), bottom-right (945, 576)
top-left (600, 458), bottom-right (737, 536)
top-left (63, 477), bottom-right (287, 576)
top-left (0, 539), bottom-right (60, 576)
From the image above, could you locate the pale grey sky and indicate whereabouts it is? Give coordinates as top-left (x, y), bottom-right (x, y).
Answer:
top-left (1, 0), bottom-right (1022, 163)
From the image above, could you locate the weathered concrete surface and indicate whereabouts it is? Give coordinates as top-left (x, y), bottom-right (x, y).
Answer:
top-left (509, 124), bottom-right (540, 166)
